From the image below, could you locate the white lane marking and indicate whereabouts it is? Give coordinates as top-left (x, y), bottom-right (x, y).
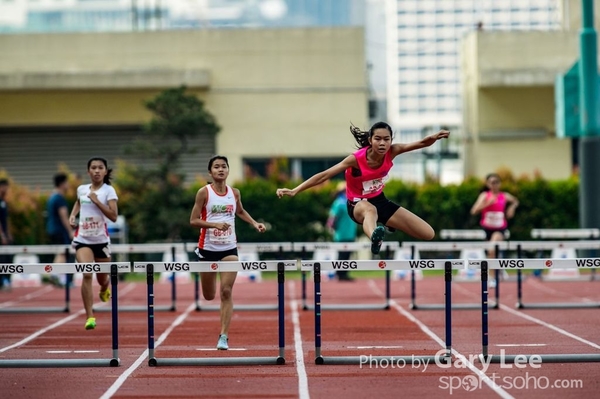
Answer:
top-left (99, 302), bottom-right (196, 399)
top-left (195, 348), bottom-right (247, 351)
top-left (289, 281), bottom-right (310, 399)
top-left (368, 279), bottom-right (514, 399)
top-left (0, 283), bottom-right (136, 353)
top-left (0, 286), bottom-right (54, 308)
top-left (347, 345), bottom-right (403, 349)
top-left (494, 344), bottom-right (546, 347)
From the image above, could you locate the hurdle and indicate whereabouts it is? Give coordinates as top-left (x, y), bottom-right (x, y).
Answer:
top-left (296, 241), bottom-right (399, 311)
top-left (402, 241), bottom-right (508, 310)
top-left (475, 258), bottom-right (600, 363)
top-left (440, 229), bottom-right (505, 283)
top-left (0, 245), bottom-right (73, 313)
top-left (302, 258), bottom-right (460, 365)
top-left (530, 228), bottom-right (599, 282)
top-left (135, 259), bottom-right (297, 366)
top-left (0, 261), bottom-right (130, 368)
top-left (93, 243), bottom-right (187, 312)
top-left (512, 240), bottom-right (600, 309)
top-left (186, 242), bottom-right (294, 311)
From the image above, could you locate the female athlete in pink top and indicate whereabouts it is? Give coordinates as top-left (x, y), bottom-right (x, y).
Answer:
top-left (470, 173), bottom-right (519, 254)
top-left (276, 121), bottom-right (449, 254)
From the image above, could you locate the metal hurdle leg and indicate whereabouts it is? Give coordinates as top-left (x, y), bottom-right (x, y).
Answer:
top-left (515, 244), bottom-right (600, 309)
top-left (479, 259), bottom-right (600, 364)
top-left (314, 261), bottom-right (448, 365)
top-left (409, 245), bottom-right (500, 310)
top-left (95, 246), bottom-right (179, 313)
top-left (195, 247), bottom-right (285, 312)
top-left (0, 264), bottom-right (121, 368)
top-left (305, 245), bottom-right (393, 312)
top-left (149, 262), bottom-right (286, 366)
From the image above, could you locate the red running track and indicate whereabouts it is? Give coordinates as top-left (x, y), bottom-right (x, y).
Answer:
top-left (0, 274), bottom-right (599, 398)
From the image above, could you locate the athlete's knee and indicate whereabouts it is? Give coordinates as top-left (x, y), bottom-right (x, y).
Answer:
top-left (421, 226), bottom-right (435, 240)
top-left (81, 273), bottom-right (93, 282)
top-left (220, 286), bottom-right (233, 301)
top-left (202, 291), bottom-right (216, 301)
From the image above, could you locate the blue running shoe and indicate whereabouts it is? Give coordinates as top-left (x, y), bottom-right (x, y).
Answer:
top-left (370, 226), bottom-right (385, 255)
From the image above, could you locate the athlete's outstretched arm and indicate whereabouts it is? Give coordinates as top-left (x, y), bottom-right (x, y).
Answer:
top-left (391, 129), bottom-right (450, 157)
top-left (234, 188), bottom-right (266, 232)
top-left (276, 155), bottom-right (356, 198)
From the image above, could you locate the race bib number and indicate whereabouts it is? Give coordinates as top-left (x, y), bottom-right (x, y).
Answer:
top-left (79, 216), bottom-right (106, 237)
top-left (210, 227), bottom-right (234, 244)
top-left (362, 178), bottom-right (385, 195)
top-left (483, 211), bottom-right (505, 228)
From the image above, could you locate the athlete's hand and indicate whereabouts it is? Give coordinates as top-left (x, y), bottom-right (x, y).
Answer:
top-left (254, 223), bottom-right (267, 233)
top-left (213, 222), bottom-right (230, 231)
top-left (276, 188), bottom-right (295, 198)
top-left (69, 215), bottom-right (77, 228)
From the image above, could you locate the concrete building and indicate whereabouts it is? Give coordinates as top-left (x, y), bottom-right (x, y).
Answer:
top-left (0, 28), bottom-right (368, 190)
top-left (460, 0), bottom-right (600, 180)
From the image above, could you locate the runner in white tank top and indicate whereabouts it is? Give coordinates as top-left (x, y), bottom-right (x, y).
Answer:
top-left (197, 184), bottom-right (237, 252)
top-left (68, 157), bottom-right (119, 331)
top-left (189, 155), bottom-right (267, 350)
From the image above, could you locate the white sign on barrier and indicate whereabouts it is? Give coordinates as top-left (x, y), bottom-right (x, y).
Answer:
top-left (468, 258), bottom-right (600, 270)
top-left (300, 259), bottom-right (463, 271)
top-left (293, 241), bottom-right (400, 252)
top-left (0, 262), bottom-right (131, 274)
top-left (133, 260), bottom-right (298, 273)
top-left (402, 241), bottom-right (510, 251)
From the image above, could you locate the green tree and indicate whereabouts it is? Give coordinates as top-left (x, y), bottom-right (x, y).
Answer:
top-left (117, 86), bottom-right (220, 242)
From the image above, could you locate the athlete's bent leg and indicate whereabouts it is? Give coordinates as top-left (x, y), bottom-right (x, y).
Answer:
top-left (200, 272), bottom-right (217, 301)
top-left (77, 247), bottom-right (96, 320)
top-left (352, 201), bottom-right (379, 239)
top-left (386, 208), bottom-right (435, 240)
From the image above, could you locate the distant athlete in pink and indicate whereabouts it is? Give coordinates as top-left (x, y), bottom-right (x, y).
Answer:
top-left (470, 173), bottom-right (519, 255)
top-left (276, 122), bottom-right (449, 254)
top-left (190, 155), bottom-right (266, 350)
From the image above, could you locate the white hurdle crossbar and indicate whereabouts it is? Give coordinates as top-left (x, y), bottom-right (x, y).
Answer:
top-left (511, 240), bottom-right (600, 309)
top-left (134, 260), bottom-right (297, 366)
top-left (295, 241), bottom-right (399, 311)
top-left (185, 242), bottom-right (294, 311)
top-left (473, 258), bottom-right (600, 364)
top-left (0, 262), bottom-right (130, 368)
top-left (402, 241), bottom-right (509, 310)
top-left (0, 245), bottom-right (74, 313)
top-left (302, 259), bottom-right (461, 365)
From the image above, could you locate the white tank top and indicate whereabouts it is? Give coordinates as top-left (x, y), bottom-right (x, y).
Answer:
top-left (73, 183), bottom-right (118, 245)
top-left (197, 184), bottom-right (237, 251)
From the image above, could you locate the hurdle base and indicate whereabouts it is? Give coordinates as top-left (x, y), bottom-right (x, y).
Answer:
top-left (315, 355), bottom-right (439, 365)
top-left (480, 354), bottom-right (600, 364)
top-left (195, 304), bottom-right (278, 311)
top-left (303, 303), bottom-right (390, 311)
top-left (0, 358), bottom-right (120, 368)
top-left (516, 302), bottom-right (600, 310)
top-left (410, 302), bottom-right (497, 310)
top-left (0, 307), bottom-right (70, 314)
top-left (149, 356), bottom-right (285, 366)
top-left (93, 305), bottom-right (176, 312)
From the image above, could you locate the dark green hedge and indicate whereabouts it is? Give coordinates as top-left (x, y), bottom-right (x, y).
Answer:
top-left (6, 174), bottom-right (580, 245)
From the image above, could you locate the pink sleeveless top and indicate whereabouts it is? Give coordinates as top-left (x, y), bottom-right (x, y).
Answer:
top-left (345, 147), bottom-right (394, 201)
top-left (480, 192), bottom-right (507, 229)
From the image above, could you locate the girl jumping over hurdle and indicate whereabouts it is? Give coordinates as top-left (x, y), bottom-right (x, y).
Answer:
top-left (69, 157), bottom-right (118, 330)
top-left (189, 155), bottom-right (266, 350)
top-left (276, 121), bottom-right (449, 255)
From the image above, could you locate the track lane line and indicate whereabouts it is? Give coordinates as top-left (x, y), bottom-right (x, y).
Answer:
top-left (368, 279), bottom-right (514, 399)
top-left (288, 281), bottom-right (310, 399)
top-left (0, 283), bottom-right (136, 353)
top-left (99, 302), bottom-right (196, 399)
top-left (452, 283), bottom-right (600, 349)
top-left (0, 285), bottom-right (54, 308)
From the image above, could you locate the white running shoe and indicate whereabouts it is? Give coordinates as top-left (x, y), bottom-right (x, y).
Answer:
top-left (216, 334), bottom-right (229, 350)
